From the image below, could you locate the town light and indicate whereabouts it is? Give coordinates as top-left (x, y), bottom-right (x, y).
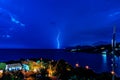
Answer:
top-left (111, 71), bottom-right (115, 75)
top-left (85, 65), bottom-right (89, 69)
top-left (75, 63), bottom-right (79, 67)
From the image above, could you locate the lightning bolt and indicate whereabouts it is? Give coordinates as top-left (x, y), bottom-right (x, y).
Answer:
top-left (57, 31), bottom-right (60, 49)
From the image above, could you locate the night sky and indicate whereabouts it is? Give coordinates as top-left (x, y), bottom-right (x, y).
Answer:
top-left (0, 0), bottom-right (120, 49)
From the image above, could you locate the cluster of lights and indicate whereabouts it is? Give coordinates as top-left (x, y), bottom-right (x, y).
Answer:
top-left (22, 58), bottom-right (57, 78)
top-left (75, 63), bottom-right (89, 70)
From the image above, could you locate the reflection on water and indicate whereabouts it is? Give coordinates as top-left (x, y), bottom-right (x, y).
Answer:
top-left (115, 56), bottom-right (120, 76)
top-left (0, 51), bottom-right (120, 76)
top-left (102, 54), bottom-right (107, 63)
top-left (102, 54), bottom-right (108, 71)
top-left (101, 53), bottom-right (120, 76)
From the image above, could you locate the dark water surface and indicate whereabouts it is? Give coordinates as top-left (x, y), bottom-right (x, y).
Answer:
top-left (0, 49), bottom-right (120, 76)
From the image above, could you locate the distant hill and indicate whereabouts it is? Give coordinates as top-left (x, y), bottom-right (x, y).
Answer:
top-left (92, 41), bottom-right (110, 46)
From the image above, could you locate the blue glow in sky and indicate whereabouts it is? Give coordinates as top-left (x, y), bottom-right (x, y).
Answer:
top-left (0, 0), bottom-right (120, 48)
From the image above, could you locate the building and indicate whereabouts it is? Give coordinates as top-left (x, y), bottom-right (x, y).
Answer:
top-left (6, 63), bottom-right (22, 71)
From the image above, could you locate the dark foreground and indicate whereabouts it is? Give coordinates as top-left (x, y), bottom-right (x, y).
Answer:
top-left (0, 49), bottom-right (119, 80)
top-left (0, 58), bottom-right (119, 80)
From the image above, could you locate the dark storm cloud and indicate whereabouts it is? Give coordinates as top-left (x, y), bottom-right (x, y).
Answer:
top-left (0, 0), bottom-right (120, 48)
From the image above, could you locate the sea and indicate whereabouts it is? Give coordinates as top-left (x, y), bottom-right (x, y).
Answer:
top-left (0, 49), bottom-right (120, 76)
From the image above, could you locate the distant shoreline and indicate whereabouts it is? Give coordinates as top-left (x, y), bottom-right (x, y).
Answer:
top-left (0, 49), bottom-right (65, 53)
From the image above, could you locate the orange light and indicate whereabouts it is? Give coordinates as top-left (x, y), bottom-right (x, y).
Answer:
top-left (48, 70), bottom-right (53, 77)
top-left (75, 63), bottom-right (79, 67)
top-left (85, 65), bottom-right (89, 69)
top-left (111, 71), bottom-right (115, 75)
